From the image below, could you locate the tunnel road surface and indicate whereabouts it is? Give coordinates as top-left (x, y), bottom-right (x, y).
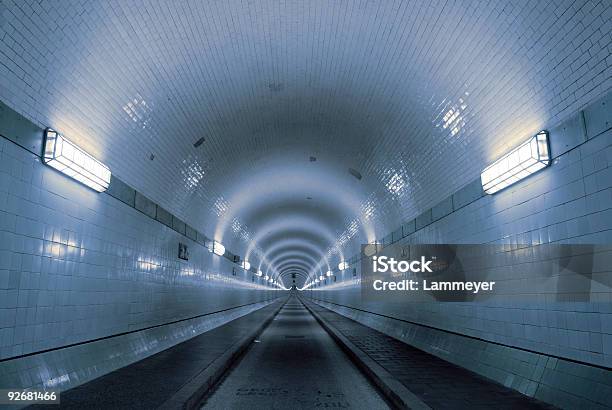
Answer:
top-left (201, 296), bottom-right (390, 410)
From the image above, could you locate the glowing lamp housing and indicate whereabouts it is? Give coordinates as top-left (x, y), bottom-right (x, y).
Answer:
top-left (43, 128), bottom-right (111, 192)
top-left (326, 271), bottom-right (332, 277)
top-left (242, 260), bottom-right (251, 270)
top-left (481, 131), bottom-right (550, 194)
top-left (212, 241), bottom-right (225, 256)
top-left (338, 261), bottom-right (349, 271)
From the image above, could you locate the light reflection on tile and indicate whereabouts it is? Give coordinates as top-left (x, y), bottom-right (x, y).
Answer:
top-left (0, 0), bottom-right (608, 288)
top-left (0, 144), bottom-right (280, 393)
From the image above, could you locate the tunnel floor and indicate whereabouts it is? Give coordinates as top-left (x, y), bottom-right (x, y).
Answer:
top-left (201, 296), bottom-right (390, 410)
top-left (305, 300), bottom-right (556, 410)
top-left (28, 296), bottom-right (558, 409)
top-left (26, 301), bottom-right (285, 410)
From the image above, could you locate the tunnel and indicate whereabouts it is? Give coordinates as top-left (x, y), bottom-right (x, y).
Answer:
top-left (0, 1), bottom-right (611, 409)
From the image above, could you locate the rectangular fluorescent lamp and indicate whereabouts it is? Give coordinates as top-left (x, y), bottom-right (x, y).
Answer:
top-left (212, 241), bottom-right (225, 256)
top-left (43, 128), bottom-right (111, 192)
top-left (338, 261), bottom-right (349, 271)
top-left (481, 131), bottom-right (550, 194)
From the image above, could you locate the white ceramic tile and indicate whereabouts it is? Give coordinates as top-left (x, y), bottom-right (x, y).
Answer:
top-left (0, 140), bottom-right (279, 392)
top-left (0, 0), bottom-right (610, 283)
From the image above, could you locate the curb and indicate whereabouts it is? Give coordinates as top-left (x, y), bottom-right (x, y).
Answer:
top-left (301, 298), bottom-right (431, 410)
top-left (158, 298), bottom-right (286, 410)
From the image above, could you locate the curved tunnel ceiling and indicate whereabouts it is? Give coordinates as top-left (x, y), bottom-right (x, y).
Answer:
top-left (1, 0), bottom-right (609, 287)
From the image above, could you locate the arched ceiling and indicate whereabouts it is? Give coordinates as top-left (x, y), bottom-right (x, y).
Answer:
top-left (1, 0), bottom-right (609, 287)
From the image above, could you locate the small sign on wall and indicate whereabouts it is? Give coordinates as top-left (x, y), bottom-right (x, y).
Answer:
top-left (178, 243), bottom-right (189, 260)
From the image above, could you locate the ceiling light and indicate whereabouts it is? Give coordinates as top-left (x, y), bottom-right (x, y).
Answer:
top-left (481, 131), bottom-right (550, 194)
top-left (242, 260), bottom-right (251, 270)
top-left (326, 271), bottom-right (332, 277)
top-left (257, 270), bottom-right (263, 277)
top-left (338, 261), bottom-right (349, 271)
top-left (43, 128), bottom-right (111, 192)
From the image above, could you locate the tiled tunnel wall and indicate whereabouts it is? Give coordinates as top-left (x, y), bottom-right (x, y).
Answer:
top-left (307, 92), bottom-right (612, 409)
top-left (0, 130), bottom-right (281, 393)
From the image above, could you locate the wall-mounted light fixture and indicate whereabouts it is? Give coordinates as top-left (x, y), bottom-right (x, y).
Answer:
top-left (338, 261), bottom-right (349, 270)
top-left (241, 260), bottom-right (251, 270)
top-left (326, 271), bottom-right (332, 277)
top-left (481, 130), bottom-right (550, 194)
top-left (363, 243), bottom-right (382, 257)
top-left (257, 270), bottom-right (263, 277)
top-left (43, 128), bottom-right (111, 192)
top-left (212, 241), bottom-right (225, 256)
